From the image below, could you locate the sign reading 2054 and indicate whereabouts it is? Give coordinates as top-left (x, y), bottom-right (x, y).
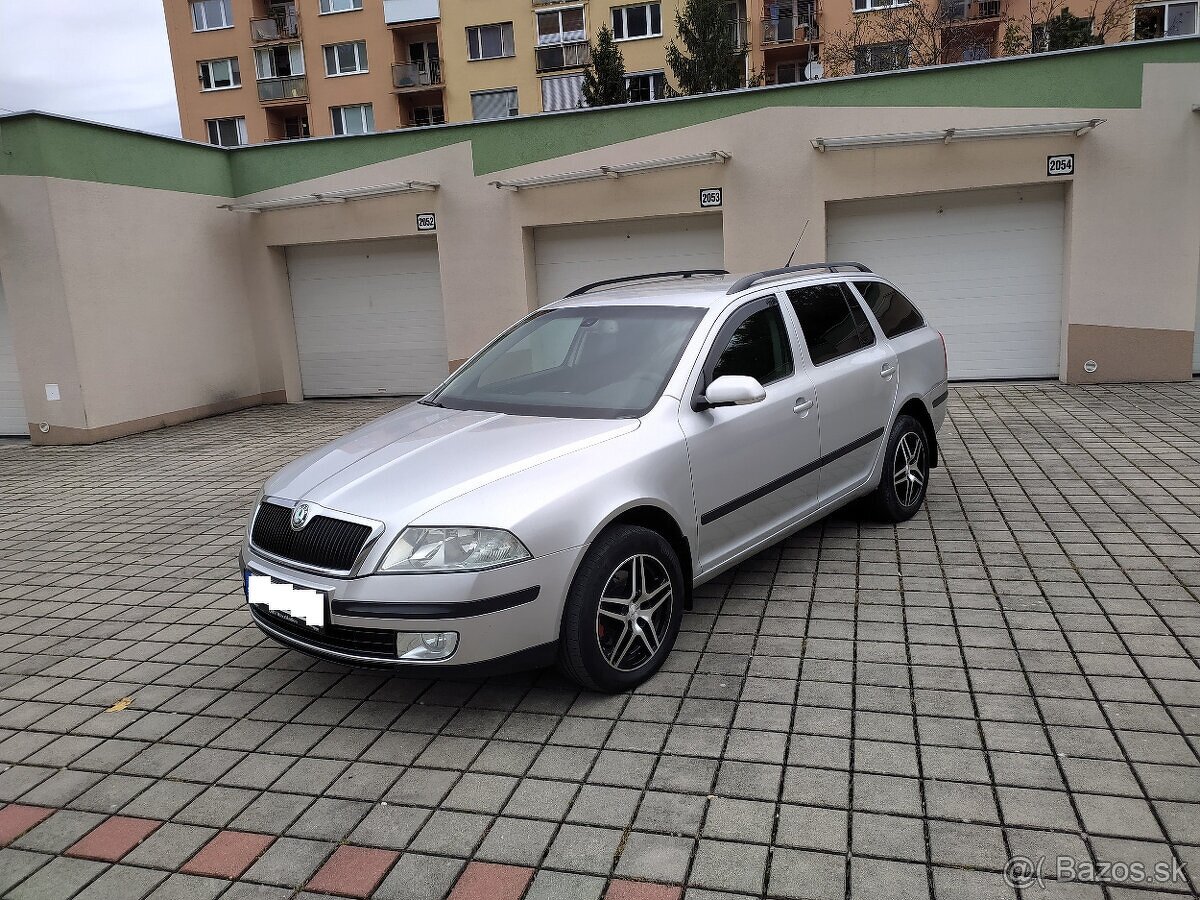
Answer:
top-left (1047, 155), bottom-right (1074, 177)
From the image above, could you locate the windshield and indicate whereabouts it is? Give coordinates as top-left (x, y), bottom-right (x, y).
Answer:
top-left (428, 305), bottom-right (706, 418)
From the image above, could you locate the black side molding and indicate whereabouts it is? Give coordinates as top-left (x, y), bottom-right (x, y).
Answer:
top-left (932, 391), bottom-right (948, 408)
top-left (333, 586), bottom-right (540, 620)
top-left (701, 428), bottom-right (885, 525)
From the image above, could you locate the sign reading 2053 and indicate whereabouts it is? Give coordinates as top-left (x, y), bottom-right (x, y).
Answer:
top-left (700, 188), bottom-right (723, 208)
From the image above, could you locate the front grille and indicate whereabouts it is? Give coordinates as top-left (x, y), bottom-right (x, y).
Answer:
top-left (251, 604), bottom-right (398, 660)
top-left (251, 501), bottom-right (372, 572)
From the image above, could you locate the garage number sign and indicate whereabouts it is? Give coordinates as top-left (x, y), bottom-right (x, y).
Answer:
top-left (416, 212), bottom-right (436, 231)
top-left (1047, 154), bottom-right (1074, 177)
top-left (699, 188), bottom-right (722, 209)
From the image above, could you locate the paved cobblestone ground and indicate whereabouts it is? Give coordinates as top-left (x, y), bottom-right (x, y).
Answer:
top-left (0, 382), bottom-right (1197, 900)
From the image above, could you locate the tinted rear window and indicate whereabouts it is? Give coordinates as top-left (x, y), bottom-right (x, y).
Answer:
top-left (786, 283), bottom-right (875, 366)
top-left (855, 281), bottom-right (924, 339)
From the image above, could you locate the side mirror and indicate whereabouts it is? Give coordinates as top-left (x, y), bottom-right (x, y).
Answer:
top-left (701, 375), bottom-right (766, 409)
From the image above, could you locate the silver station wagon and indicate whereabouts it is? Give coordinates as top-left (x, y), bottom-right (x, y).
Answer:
top-left (240, 263), bottom-right (948, 691)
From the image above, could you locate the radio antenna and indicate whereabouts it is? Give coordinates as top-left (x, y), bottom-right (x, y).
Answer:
top-left (785, 219), bottom-right (810, 267)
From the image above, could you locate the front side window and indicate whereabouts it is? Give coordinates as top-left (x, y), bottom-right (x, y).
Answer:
top-left (199, 57), bottom-right (241, 90)
top-left (626, 71), bottom-right (666, 102)
top-left (320, 0), bottom-right (362, 12)
top-left (854, 41), bottom-right (910, 73)
top-left (612, 2), bottom-right (663, 39)
top-left (471, 88), bottom-right (518, 120)
top-left (205, 116), bottom-right (247, 146)
top-left (429, 306), bottom-right (706, 418)
top-left (710, 303), bottom-right (794, 386)
top-left (191, 0), bottom-right (232, 30)
top-left (331, 103), bottom-right (375, 135)
top-left (324, 41), bottom-right (368, 75)
top-left (467, 23), bottom-right (516, 60)
top-left (854, 281), bottom-right (924, 339)
top-left (255, 44), bottom-right (305, 78)
top-left (537, 7), bottom-right (586, 45)
top-left (1135, 0), bottom-right (1198, 37)
top-left (787, 283), bottom-right (876, 365)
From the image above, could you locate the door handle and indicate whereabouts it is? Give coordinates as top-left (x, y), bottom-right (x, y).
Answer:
top-left (793, 398), bottom-right (814, 414)
top-left (881, 363), bottom-right (897, 379)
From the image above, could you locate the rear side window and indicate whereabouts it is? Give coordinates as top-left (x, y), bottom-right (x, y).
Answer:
top-left (711, 303), bottom-right (794, 386)
top-left (855, 281), bottom-right (925, 338)
top-left (786, 283), bottom-right (875, 366)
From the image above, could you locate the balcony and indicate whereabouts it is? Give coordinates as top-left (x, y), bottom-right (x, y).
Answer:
top-left (392, 59), bottom-right (443, 89)
top-left (728, 18), bottom-right (750, 45)
top-left (384, 0), bottom-right (439, 25)
top-left (250, 15), bottom-right (300, 41)
top-left (761, 15), bottom-right (819, 43)
top-left (258, 76), bottom-right (308, 102)
top-left (535, 41), bottom-right (590, 72)
top-left (941, 0), bottom-right (1002, 20)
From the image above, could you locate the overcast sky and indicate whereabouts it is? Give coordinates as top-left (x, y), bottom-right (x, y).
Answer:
top-left (0, 1), bottom-right (181, 137)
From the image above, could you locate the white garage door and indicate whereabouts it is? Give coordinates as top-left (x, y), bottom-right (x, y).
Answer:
top-left (1193, 280), bottom-right (1199, 374)
top-left (286, 238), bottom-right (448, 397)
top-left (828, 185), bottom-right (1066, 380)
top-left (534, 214), bottom-right (724, 307)
top-left (0, 276), bottom-right (28, 436)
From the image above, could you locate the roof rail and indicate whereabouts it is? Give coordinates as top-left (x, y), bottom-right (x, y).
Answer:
top-left (726, 262), bottom-right (873, 295)
top-left (564, 269), bottom-right (730, 298)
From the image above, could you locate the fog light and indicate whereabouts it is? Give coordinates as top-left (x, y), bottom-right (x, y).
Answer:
top-left (397, 631), bottom-right (458, 661)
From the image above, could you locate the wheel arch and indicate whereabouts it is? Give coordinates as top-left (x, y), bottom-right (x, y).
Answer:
top-left (586, 502), bottom-right (695, 610)
top-left (897, 396), bottom-right (939, 468)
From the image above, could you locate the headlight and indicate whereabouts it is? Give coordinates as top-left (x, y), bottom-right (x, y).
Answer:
top-left (377, 527), bottom-right (531, 573)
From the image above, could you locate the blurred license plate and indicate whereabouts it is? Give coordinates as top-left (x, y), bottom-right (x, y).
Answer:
top-left (247, 573), bottom-right (326, 628)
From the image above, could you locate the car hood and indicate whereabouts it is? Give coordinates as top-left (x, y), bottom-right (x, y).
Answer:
top-left (263, 402), bottom-right (638, 525)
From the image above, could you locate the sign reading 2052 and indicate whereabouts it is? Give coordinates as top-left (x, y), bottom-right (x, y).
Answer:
top-left (699, 188), bottom-right (723, 208)
top-left (1047, 155), bottom-right (1074, 177)
top-left (416, 212), bottom-right (437, 231)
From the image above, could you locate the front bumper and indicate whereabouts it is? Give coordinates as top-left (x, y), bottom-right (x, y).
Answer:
top-left (239, 542), bottom-right (584, 669)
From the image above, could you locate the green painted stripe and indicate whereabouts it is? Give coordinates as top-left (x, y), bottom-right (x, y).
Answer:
top-left (1, 38), bottom-right (1196, 196)
top-left (0, 115), bottom-right (233, 197)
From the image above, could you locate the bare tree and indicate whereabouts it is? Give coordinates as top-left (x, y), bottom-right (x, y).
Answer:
top-left (822, 0), bottom-right (1134, 77)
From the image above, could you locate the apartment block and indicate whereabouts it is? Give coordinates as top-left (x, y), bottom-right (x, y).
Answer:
top-left (164, 0), bottom-right (1196, 145)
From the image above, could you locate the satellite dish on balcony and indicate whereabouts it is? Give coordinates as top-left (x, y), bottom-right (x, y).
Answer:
top-left (805, 61), bottom-right (824, 81)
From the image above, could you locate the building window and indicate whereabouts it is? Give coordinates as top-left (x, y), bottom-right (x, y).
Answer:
top-left (205, 117), bottom-right (247, 146)
top-left (191, 0), bottom-right (232, 30)
top-left (625, 70), bottom-right (666, 102)
top-left (319, 0), bottom-right (362, 12)
top-left (255, 44), bottom-right (305, 79)
top-left (412, 105), bottom-right (445, 127)
top-left (324, 41), bottom-right (369, 75)
top-left (537, 7), bottom-right (586, 45)
top-left (852, 0), bottom-right (906, 10)
top-left (331, 103), bottom-right (375, 135)
top-left (199, 57), bottom-right (241, 90)
top-left (1134, 1), bottom-right (1198, 37)
top-left (471, 88), bottom-right (518, 120)
top-left (854, 41), bottom-right (909, 73)
top-left (467, 23), bottom-right (516, 60)
top-left (541, 73), bottom-right (585, 111)
top-left (612, 3), bottom-right (662, 39)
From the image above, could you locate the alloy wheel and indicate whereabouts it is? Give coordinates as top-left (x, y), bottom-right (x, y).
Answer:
top-left (595, 554), bottom-right (673, 672)
top-left (893, 431), bottom-right (927, 507)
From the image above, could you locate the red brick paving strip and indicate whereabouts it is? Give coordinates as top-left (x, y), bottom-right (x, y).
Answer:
top-left (447, 862), bottom-right (535, 900)
top-left (0, 805), bottom-right (55, 846)
top-left (306, 845), bottom-right (400, 898)
top-left (606, 881), bottom-right (684, 900)
top-left (65, 815), bottom-right (161, 862)
top-left (182, 831), bottom-right (275, 879)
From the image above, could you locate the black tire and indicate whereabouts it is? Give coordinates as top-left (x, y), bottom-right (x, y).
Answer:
top-left (866, 414), bottom-right (931, 523)
top-left (558, 524), bottom-right (684, 692)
